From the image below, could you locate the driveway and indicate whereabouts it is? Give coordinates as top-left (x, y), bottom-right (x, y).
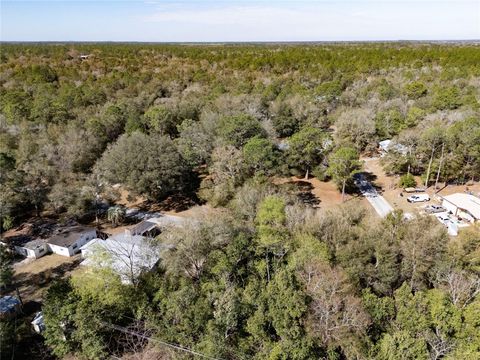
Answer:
top-left (354, 173), bottom-right (394, 218)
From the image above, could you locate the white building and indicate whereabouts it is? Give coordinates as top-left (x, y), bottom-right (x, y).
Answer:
top-left (80, 231), bottom-right (163, 284)
top-left (442, 193), bottom-right (480, 223)
top-left (47, 226), bottom-right (97, 257)
top-left (14, 239), bottom-right (49, 259)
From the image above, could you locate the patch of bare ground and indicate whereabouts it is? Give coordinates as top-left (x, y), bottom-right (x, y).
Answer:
top-left (273, 176), bottom-right (354, 209)
top-left (11, 254), bottom-right (81, 303)
top-left (363, 157), bottom-right (480, 215)
top-left (112, 185), bottom-right (203, 214)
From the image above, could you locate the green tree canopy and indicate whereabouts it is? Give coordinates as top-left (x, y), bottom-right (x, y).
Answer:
top-left (287, 127), bottom-right (331, 178)
top-left (218, 114), bottom-right (266, 148)
top-left (94, 132), bottom-right (190, 199)
top-left (327, 147), bottom-right (362, 201)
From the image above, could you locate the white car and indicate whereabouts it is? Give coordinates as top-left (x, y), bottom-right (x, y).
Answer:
top-left (407, 194), bottom-right (430, 203)
top-left (436, 213), bottom-right (450, 225)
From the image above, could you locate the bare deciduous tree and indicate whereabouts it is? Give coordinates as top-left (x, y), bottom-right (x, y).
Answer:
top-left (298, 262), bottom-right (370, 346)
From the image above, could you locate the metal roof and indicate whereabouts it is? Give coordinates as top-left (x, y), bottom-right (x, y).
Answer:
top-left (442, 193), bottom-right (480, 220)
top-left (130, 220), bottom-right (157, 236)
top-left (48, 226), bottom-right (95, 247)
top-left (0, 296), bottom-right (21, 314)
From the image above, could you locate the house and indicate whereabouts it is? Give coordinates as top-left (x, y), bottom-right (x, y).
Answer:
top-left (14, 239), bottom-right (49, 259)
top-left (2, 235), bottom-right (49, 259)
top-left (0, 296), bottom-right (21, 319)
top-left (441, 193), bottom-right (480, 223)
top-left (0, 223), bottom-right (48, 259)
top-left (80, 230), bottom-right (163, 284)
top-left (379, 139), bottom-right (408, 156)
top-left (47, 226), bottom-right (97, 257)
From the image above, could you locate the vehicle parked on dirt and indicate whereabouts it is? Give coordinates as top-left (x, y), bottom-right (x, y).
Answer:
top-left (436, 213), bottom-right (451, 226)
top-left (404, 187), bottom-right (427, 193)
top-left (425, 204), bottom-right (446, 213)
top-left (407, 194), bottom-right (430, 203)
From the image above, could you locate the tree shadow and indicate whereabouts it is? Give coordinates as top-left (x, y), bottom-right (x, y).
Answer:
top-left (287, 180), bottom-right (321, 207)
top-left (355, 171), bottom-right (384, 193)
top-left (12, 257), bottom-right (82, 301)
top-left (146, 191), bottom-right (204, 213)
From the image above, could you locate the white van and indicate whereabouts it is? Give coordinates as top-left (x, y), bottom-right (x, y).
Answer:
top-left (407, 194), bottom-right (430, 203)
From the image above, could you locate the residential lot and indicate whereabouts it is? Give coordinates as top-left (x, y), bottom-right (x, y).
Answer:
top-left (12, 254), bottom-right (81, 303)
top-left (363, 157), bottom-right (480, 231)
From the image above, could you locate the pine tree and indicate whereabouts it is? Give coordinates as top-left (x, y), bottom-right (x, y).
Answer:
top-left (0, 245), bottom-right (13, 289)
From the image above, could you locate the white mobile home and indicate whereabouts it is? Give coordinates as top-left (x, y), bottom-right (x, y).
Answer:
top-left (47, 226), bottom-right (97, 257)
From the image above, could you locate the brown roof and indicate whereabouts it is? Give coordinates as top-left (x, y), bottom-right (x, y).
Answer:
top-left (48, 226), bottom-right (95, 248)
top-left (130, 220), bottom-right (157, 236)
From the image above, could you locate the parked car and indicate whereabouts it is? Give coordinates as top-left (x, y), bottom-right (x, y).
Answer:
top-left (436, 213), bottom-right (451, 226)
top-left (425, 204), bottom-right (446, 214)
top-left (407, 194), bottom-right (430, 203)
top-left (404, 187), bottom-right (427, 193)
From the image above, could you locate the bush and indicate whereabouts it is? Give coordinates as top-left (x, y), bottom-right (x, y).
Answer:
top-left (404, 81), bottom-right (427, 99)
top-left (433, 87), bottom-right (461, 110)
top-left (399, 173), bottom-right (416, 188)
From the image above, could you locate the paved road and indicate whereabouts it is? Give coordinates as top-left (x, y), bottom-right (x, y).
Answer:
top-left (354, 173), bottom-right (394, 218)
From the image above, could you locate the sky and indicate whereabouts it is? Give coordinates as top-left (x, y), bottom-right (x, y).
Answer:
top-left (1, 0), bottom-right (479, 42)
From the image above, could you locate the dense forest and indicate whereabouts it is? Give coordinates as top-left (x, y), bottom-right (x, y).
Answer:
top-left (1, 43), bottom-right (479, 359)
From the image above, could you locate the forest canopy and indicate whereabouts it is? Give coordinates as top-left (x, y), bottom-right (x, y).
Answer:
top-left (1, 43), bottom-right (479, 359)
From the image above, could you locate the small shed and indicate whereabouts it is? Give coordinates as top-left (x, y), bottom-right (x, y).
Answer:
top-left (17, 239), bottom-right (49, 259)
top-left (130, 220), bottom-right (160, 237)
top-left (0, 296), bottom-right (21, 319)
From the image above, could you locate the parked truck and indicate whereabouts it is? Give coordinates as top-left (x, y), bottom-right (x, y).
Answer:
top-left (407, 194), bottom-right (430, 203)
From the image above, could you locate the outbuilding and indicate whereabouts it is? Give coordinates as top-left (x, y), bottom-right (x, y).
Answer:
top-left (441, 193), bottom-right (480, 223)
top-left (379, 139), bottom-right (408, 156)
top-left (3, 235), bottom-right (49, 259)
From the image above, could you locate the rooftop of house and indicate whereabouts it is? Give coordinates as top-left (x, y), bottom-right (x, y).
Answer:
top-left (23, 239), bottom-right (48, 251)
top-left (48, 225), bottom-right (96, 248)
top-left (80, 233), bottom-right (164, 284)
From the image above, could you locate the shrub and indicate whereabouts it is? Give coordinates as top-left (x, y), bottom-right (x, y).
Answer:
top-left (433, 87), bottom-right (461, 110)
top-left (404, 81), bottom-right (427, 99)
top-left (399, 173), bottom-right (416, 188)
